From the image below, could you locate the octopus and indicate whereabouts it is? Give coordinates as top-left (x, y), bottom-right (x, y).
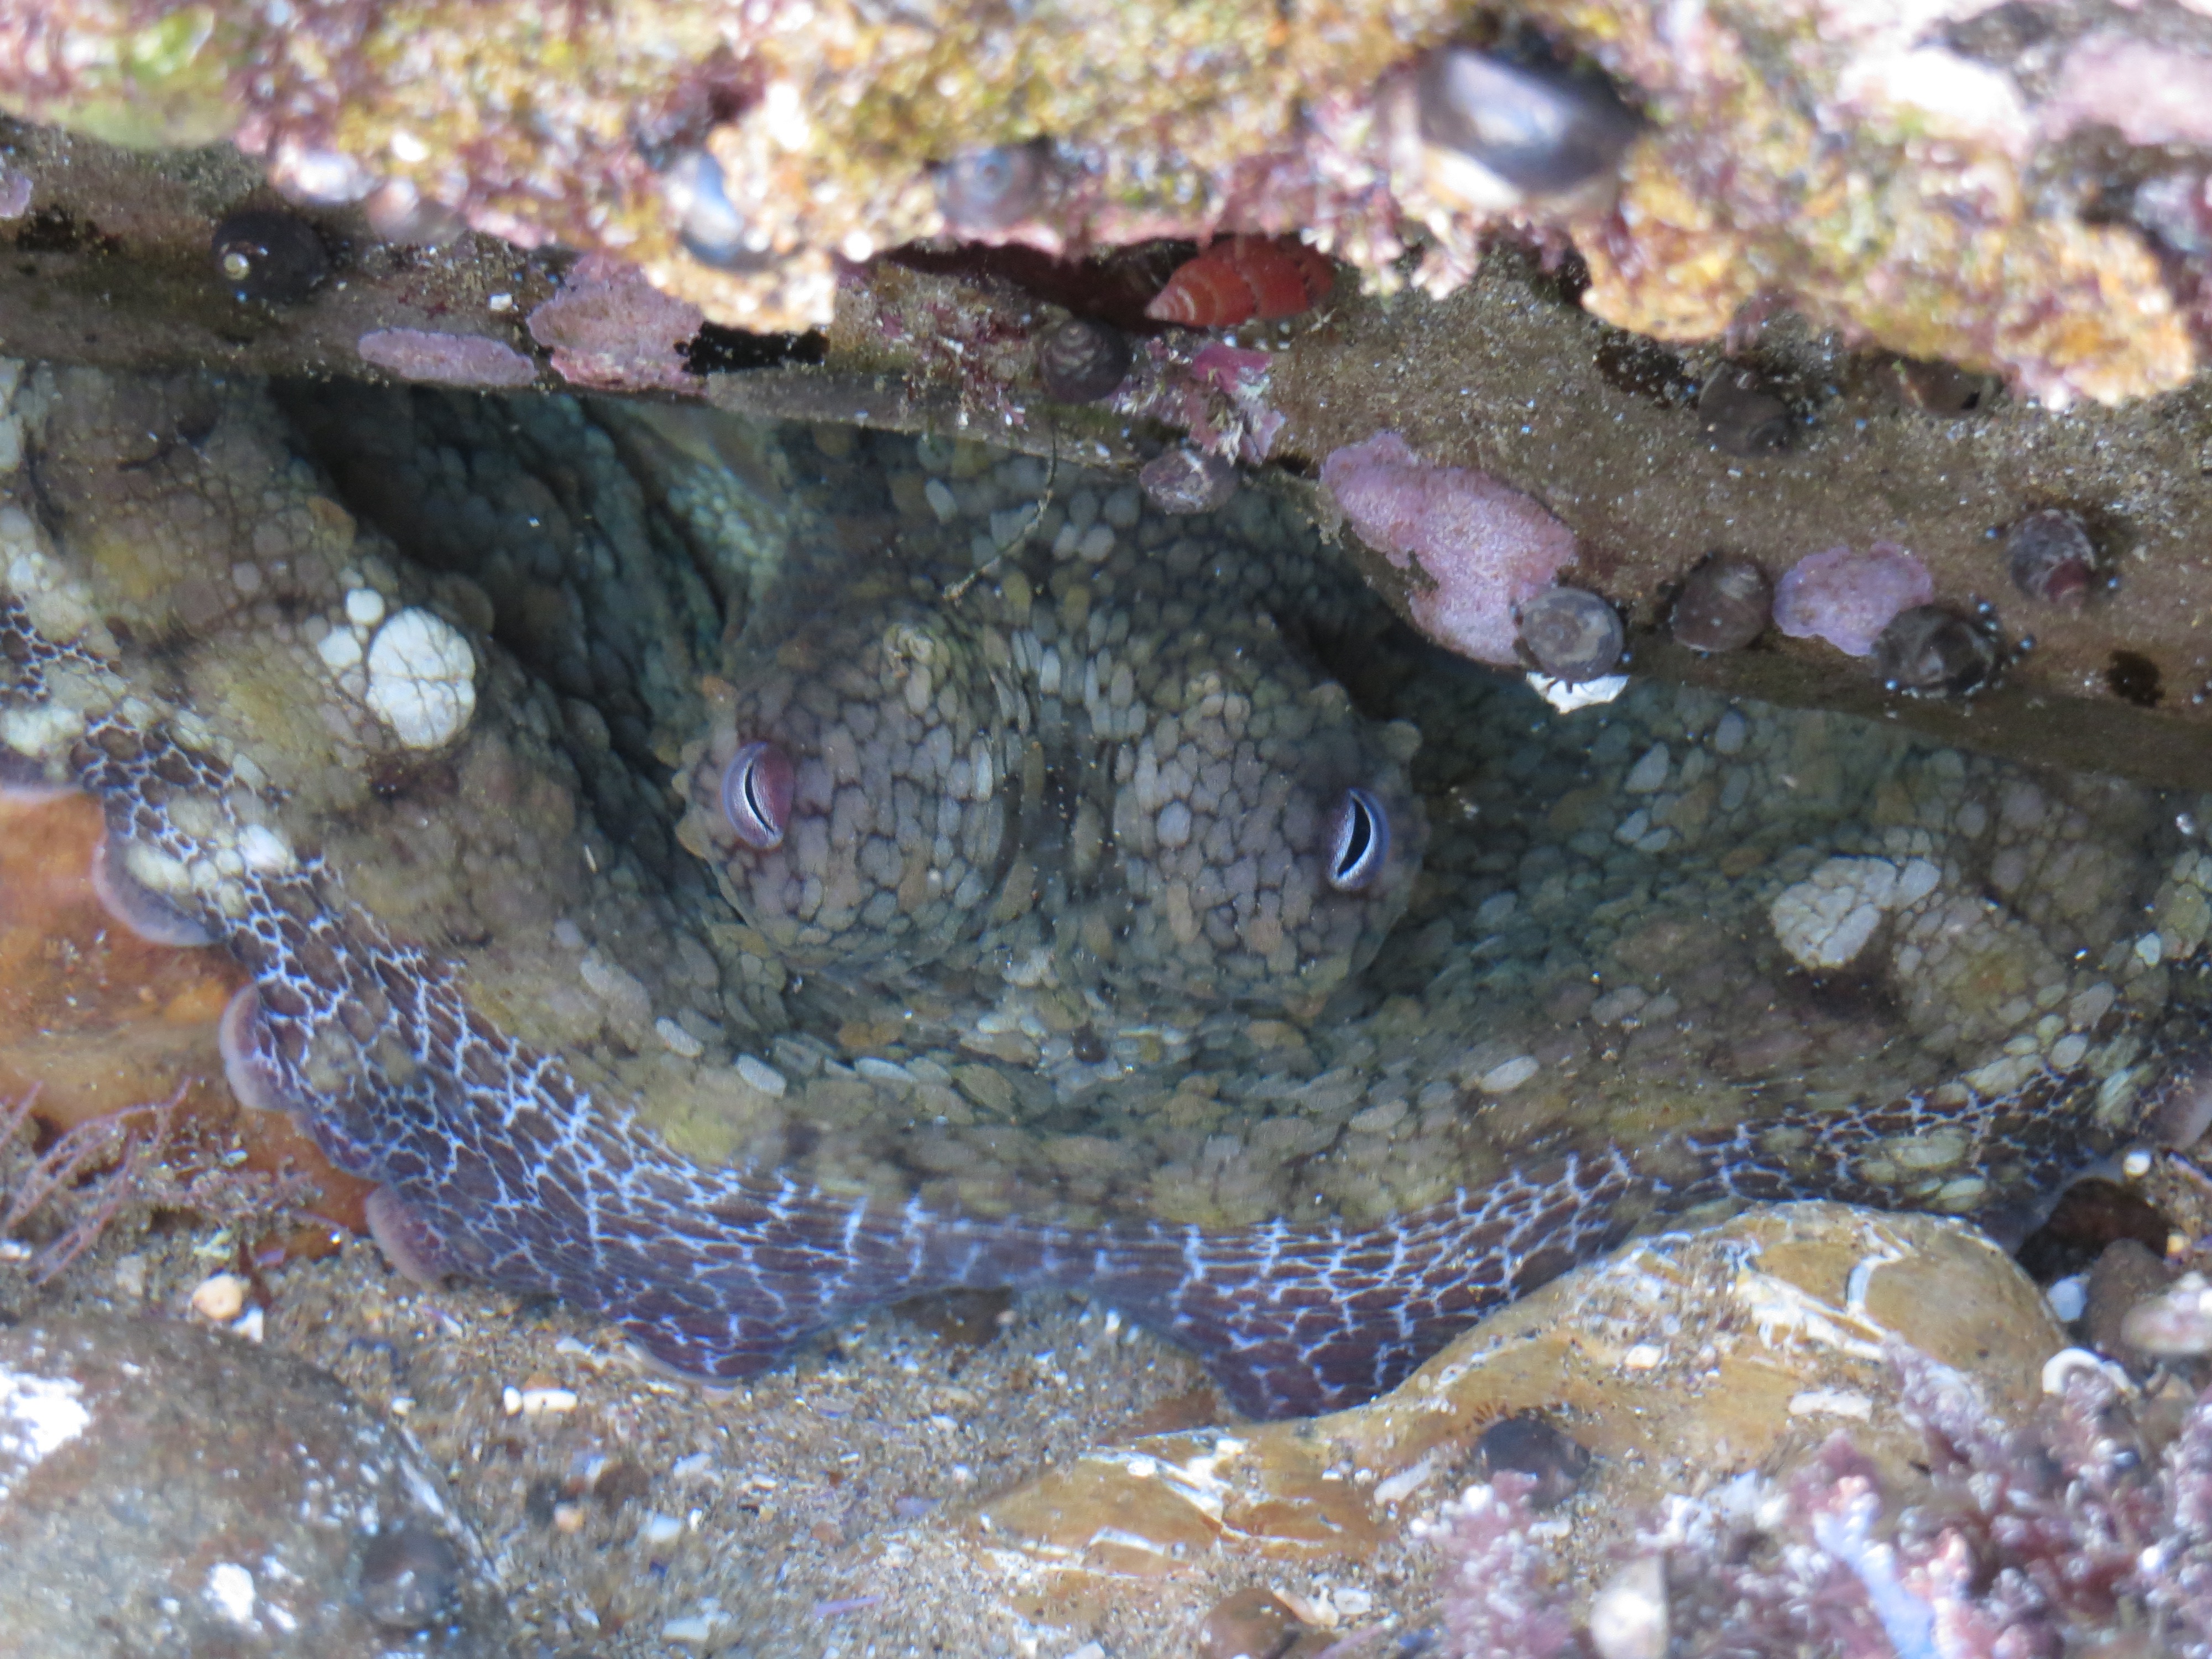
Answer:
top-left (1, 362), bottom-right (2205, 1421)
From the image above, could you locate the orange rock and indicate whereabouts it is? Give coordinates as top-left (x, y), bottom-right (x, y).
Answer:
top-left (0, 794), bottom-right (369, 1249)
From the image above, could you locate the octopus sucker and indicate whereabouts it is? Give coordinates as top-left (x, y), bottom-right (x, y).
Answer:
top-left (1, 366), bottom-right (2206, 1421)
top-left (87, 829), bottom-right (218, 948)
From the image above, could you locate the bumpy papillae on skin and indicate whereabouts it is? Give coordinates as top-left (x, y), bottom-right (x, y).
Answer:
top-left (674, 531), bottom-right (1427, 1019)
top-left (0, 596), bottom-right (2154, 1420)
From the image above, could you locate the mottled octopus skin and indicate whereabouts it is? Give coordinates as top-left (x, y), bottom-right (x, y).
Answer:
top-left (673, 521), bottom-right (1426, 1017)
top-left (0, 587), bottom-right (2162, 1420)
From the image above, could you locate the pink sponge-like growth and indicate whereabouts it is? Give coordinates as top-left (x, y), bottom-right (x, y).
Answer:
top-left (526, 253), bottom-right (705, 392)
top-left (1319, 432), bottom-right (1579, 666)
top-left (357, 328), bottom-right (538, 388)
top-left (1772, 542), bottom-right (1935, 657)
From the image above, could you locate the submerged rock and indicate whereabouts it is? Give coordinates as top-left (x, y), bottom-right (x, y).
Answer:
top-left (974, 1202), bottom-right (2065, 1580)
top-left (0, 1313), bottom-right (508, 1655)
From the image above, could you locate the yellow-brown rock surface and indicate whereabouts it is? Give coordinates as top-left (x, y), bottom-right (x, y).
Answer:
top-left (974, 1200), bottom-right (2065, 1599)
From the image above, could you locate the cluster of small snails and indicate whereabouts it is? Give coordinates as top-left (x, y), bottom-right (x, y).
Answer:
top-left (1509, 498), bottom-right (2115, 705)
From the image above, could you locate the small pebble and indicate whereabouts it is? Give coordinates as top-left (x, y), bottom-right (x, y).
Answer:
top-left (735, 1053), bottom-right (789, 1097)
top-left (1589, 1555), bottom-right (1670, 1659)
top-left (190, 1272), bottom-right (249, 1322)
top-left (1891, 356), bottom-right (1995, 415)
top-left (1139, 445), bottom-right (1238, 515)
top-left (2119, 1266), bottom-right (2212, 1357)
top-left (1197, 1587), bottom-right (1306, 1659)
top-left (1670, 554), bottom-right (1771, 653)
top-left (1478, 1055), bottom-right (1539, 1093)
top-left (1517, 587), bottom-right (1623, 682)
top-left (2046, 1273), bottom-right (2088, 1323)
top-left (357, 1521), bottom-right (461, 1633)
top-left (1102, 485), bottom-right (1143, 528)
top-left (1872, 605), bottom-right (2001, 698)
top-left (1477, 1412), bottom-right (1592, 1509)
top-left (655, 1016), bottom-right (706, 1058)
top-left (2004, 509), bottom-right (2096, 609)
top-left (1623, 743), bottom-right (1671, 793)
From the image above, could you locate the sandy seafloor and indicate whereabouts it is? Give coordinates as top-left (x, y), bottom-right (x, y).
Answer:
top-left (15, 1195), bottom-right (1401, 1657)
top-left (3, 378), bottom-right (2204, 1656)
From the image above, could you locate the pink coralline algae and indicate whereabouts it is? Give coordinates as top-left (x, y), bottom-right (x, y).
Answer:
top-left (356, 328), bottom-right (538, 389)
top-left (1319, 431), bottom-right (1580, 667)
top-left (2042, 34), bottom-right (2212, 151)
top-left (1433, 1473), bottom-right (1578, 1658)
top-left (1434, 1345), bottom-right (2212, 1657)
top-left (1772, 542), bottom-right (1936, 658)
top-left (1130, 341), bottom-right (1285, 463)
top-left (525, 253), bottom-right (705, 393)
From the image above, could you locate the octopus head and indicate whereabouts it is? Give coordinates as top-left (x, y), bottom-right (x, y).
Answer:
top-left (675, 607), bottom-right (1016, 987)
top-left (677, 601), bottom-right (1426, 1016)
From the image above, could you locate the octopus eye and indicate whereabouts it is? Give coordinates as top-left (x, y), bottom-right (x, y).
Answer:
top-left (720, 740), bottom-right (795, 850)
top-left (1327, 788), bottom-right (1390, 893)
